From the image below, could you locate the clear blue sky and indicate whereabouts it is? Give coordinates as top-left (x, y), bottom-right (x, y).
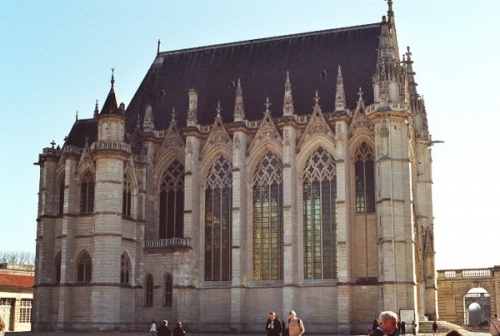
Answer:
top-left (1, 0), bottom-right (498, 270)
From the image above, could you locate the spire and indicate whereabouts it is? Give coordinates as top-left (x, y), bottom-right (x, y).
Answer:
top-left (405, 46), bottom-right (418, 96)
top-left (93, 100), bottom-right (99, 119)
top-left (157, 39), bottom-right (161, 55)
top-left (334, 65), bottom-right (346, 111)
top-left (143, 104), bottom-right (155, 132)
top-left (283, 70), bottom-right (295, 116)
top-left (100, 69), bottom-right (121, 115)
top-left (187, 89), bottom-right (198, 126)
top-left (234, 78), bottom-right (245, 122)
top-left (386, 0), bottom-right (394, 25)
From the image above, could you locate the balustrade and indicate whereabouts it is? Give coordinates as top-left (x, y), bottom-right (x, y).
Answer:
top-left (143, 238), bottom-right (191, 249)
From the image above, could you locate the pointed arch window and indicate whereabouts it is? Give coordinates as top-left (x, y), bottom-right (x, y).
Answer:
top-left (252, 152), bottom-right (283, 281)
top-left (144, 274), bottom-right (154, 306)
top-left (355, 142), bottom-right (375, 213)
top-left (204, 155), bottom-right (232, 281)
top-left (76, 251), bottom-right (92, 283)
top-left (120, 253), bottom-right (131, 284)
top-left (123, 174), bottom-right (132, 217)
top-left (303, 147), bottom-right (337, 279)
top-left (55, 252), bottom-right (61, 284)
top-left (164, 273), bottom-right (173, 307)
top-left (58, 174), bottom-right (65, 215)
top-left (80, 171), bottom-right (94, 213)
top-left (159, 159), bottom-right (184, 239)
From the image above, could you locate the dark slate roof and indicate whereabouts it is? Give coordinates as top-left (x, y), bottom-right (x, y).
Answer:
top-left (66, 118), bottom-right (97, 148)
top-left (125, 23), bottom-right (381, 132)
top-left (100, 87), bottom-right (120, 115)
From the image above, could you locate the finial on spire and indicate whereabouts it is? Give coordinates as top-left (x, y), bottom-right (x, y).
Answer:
top-left (313, 90), bottom-right (320, 106)
top-left (171, 107), bottom-right (176, 121)
top-left (76, 110), bottom-right (79, 120)
top-left (215, 100), bottom-right (222, 118)
top-left (264, 96), bottom-right (271, 114)
top-left (111, 68), bottom-right (115, 88)
top-left (50, 140), bottom-right (56, 148)
top-left (406, 46), bottom-right (413, 62)
top-left (93, 99), bottom-right (99, 119)
top-left (385, 0), bottom-right (394, 23)
top-left (357, 87), bottom-right (364, 102)
top-left (157, 39), bottom-right (161, 55)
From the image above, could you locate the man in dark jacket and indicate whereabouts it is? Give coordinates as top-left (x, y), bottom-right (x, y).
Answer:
top-left (265, 311), bottom-right (283, 336)
top-left (156, 320), bottom-right (172, 336)
top-left (369, 311), bottom-right (398, 336)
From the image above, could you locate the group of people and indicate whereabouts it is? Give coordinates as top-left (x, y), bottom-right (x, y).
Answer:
top-left (265, 310), bottom-right (305, 336)
top-left (149, 319), bottom-right (186, 336)
top-left (368, 311), bottom-right (473, 336)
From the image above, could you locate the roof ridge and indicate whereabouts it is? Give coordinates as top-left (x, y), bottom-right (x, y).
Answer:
top-left (157, 22), bottom-right (380, 57)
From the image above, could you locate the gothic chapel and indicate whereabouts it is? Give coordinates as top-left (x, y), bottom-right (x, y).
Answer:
top-left (34, 1), bottom-right (438, 333)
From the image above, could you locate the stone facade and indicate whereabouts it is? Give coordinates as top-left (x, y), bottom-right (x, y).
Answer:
top-left (33, 2), bottom-right (438, 333)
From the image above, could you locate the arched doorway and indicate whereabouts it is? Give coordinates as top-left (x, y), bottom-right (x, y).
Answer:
top-left (464, 287), bottom-right (490, 326)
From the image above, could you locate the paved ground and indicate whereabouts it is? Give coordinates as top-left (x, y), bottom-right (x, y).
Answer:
top-left (4, 333), bottom-right (492, 336)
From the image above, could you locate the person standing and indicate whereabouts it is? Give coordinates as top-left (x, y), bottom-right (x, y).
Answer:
top-left (150, 320), bottom-right (157, 336)
top-left (432, 320), bottom-right (438, 336)
top-left (172, 321), bottom-right (186, 336)
top-left (157, 320), bottom-right (172, 336)
top-left (265, 311), bottom-right (282, 336)
top-left (368, 311), bottom-right (398, 336)
top-left (0, 315), bottom-right (5, 336)
top-left (287, 310), bottom-right (305, 336)
top-left (490, 313), bottom-right (500, 336)
top-left (401, 321), bottom-right (406, 336)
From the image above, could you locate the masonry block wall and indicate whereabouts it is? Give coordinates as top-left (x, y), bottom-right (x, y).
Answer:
top-left (33, 3), bottom-right (438, 333)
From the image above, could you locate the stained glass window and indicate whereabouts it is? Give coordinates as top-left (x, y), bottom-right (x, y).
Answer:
top-left (159, 159), bottom-right (184, 238)
top-left (80, 171), bottom-right (94, 213)
top-left (76, 251), bottom-right (92, 283)
top-left (303, 147), bottom-right (337, 279)
top-left (204, 155), bottom-right (232, 281)
top-left (145, 274), bottom-right (153, 306)
top-left (252, 152), bottom-right (283, 281)
top-left (355, 142), bottom-right (375, 213)
top-left (59, 174), bottom-right (65, 215)
top-left (123, 174), bottom-right (132, 217)
top-left (164, 273), bottom-right (173, 306)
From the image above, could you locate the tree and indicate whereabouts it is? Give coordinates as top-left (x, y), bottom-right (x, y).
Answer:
top-left (0, 251), bottom-right (35, 265)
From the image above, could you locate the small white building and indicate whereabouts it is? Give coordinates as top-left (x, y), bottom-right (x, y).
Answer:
top-left (0, 263), bottom-right (34, 332)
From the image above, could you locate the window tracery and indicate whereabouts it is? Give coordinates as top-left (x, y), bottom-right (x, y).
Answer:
top-left (80, 171), bottom-right (94, 213)
top-left (303, 147), bottom-right (337, 279)
top-left (164, 273), bottom-right (173, 307)
top-left (123, 174), bottom-right (132, 217)
top-left (159, 159), bottom-right (184, 238)
top-left (252, 152), bottom-right (283, 281)
top-left (76, 251), bottom-right (92, 283)
top-left (144, 274), bottom-right (153, 306)
top-left (354, 142), bottom-right (375, 213)
top-left (204, 155), bottom-right (232, 281)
